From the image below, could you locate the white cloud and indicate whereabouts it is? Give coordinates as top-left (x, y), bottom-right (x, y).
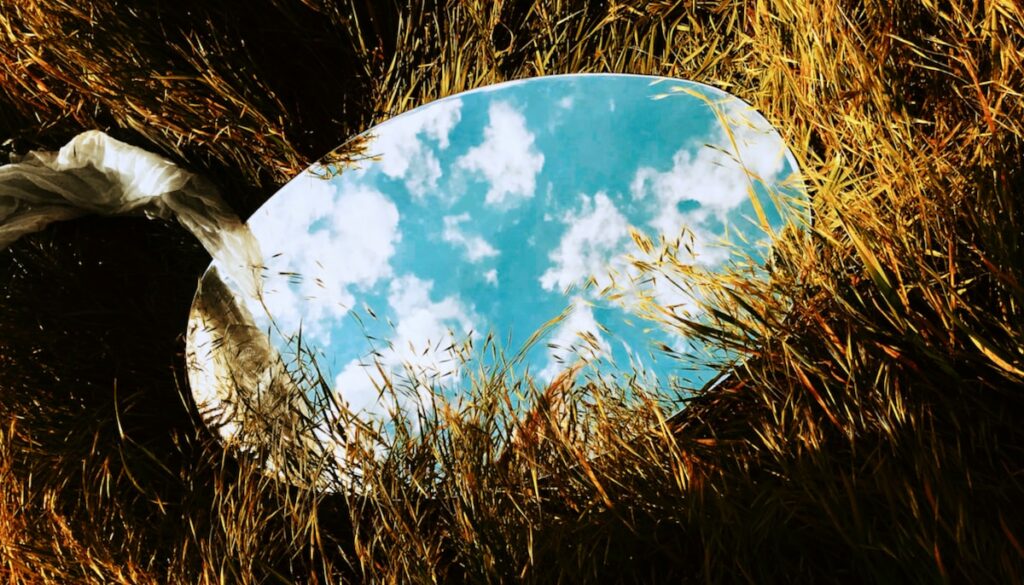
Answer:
top-left (247, 174), bottom-right (401, 344)
top-left (329, 186), bottom-right (402, 285)
top-left (334, 274), bottom-right (478, 419)
top-left (629, 167), bottom-right (655, 201)
top-left (419, 98), bottom-right (463, 149)
top-left (538, 296), bottom-right (611, 382)
top-left (539, 192), bottom-right (631, 293)
top-left (371, 98), bottom-right (462, 197)
top-left (456, 101), bottom-right (544, 206)
top-left (547, 95), bottom-right (575, 132)
top-left (483, 269), bottom-right (498, 285)
top-left (442, 213), bottom-right (499, 262)
top-left (630, 100), bottom-right (789, 267)
top-left (536, 190), bottom-right (705, 340)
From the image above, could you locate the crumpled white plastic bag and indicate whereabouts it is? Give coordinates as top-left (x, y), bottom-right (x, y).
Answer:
top-left (0, 130), bottom-right (262, 299)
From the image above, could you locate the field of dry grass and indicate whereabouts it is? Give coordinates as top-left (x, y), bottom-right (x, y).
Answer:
top-left (2, 0), bottom-right (1023, 582)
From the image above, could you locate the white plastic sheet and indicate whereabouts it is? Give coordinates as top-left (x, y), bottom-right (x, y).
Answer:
top-left (0, 130), bottom-right (262, 299)
top-left (0, 131), bottom-right (333, 487)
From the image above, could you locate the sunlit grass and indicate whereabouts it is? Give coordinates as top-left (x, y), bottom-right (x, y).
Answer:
top-left (2, 0), bottom-right (1023, 582)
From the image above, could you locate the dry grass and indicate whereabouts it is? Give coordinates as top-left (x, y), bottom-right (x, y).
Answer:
top-left (2, 0), bottom-right (1023, 582)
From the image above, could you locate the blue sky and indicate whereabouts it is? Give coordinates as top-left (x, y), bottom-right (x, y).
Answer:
top-left (236, 74), bottom-right (802, 419)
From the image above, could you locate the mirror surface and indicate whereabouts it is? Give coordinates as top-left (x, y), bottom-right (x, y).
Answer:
top-left (186, 74), bottom-right (804, 451)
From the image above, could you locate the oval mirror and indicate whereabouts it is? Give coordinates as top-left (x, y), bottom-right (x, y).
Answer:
top-left (185, 74), bottom-right (805, 484)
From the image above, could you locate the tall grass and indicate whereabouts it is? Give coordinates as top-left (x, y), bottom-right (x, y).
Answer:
top-left (2, 0), bottom-right (1023, 582)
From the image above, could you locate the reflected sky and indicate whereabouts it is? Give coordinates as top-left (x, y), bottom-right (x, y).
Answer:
top-left (212, 74), bottom-right (802, 420)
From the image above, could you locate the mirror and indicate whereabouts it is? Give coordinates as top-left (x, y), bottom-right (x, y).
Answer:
top-left (186, 74), bottom-right (804, 484)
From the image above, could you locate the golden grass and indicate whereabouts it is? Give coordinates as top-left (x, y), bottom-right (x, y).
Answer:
top-left (2, 0), bottom-right (1023, 582)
